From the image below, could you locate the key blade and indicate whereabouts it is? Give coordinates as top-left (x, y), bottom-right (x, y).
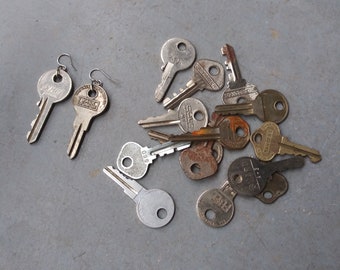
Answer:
top-left (264, 156), bottom-right (305, 176)
top-left (215, 102), bottom-right (255, 116)
top-left (149, 141), bottom-right (191, 157)
top-left (148, 130), bottom-right (171, 142)
top-left (138, 109), bottom-right (179, 128)
top-left (67, 118), bottom-right (90, 159)
top-left (170, 127), bottom-right (221, 142)
top-left (154, 62), bottom-right (176, 102)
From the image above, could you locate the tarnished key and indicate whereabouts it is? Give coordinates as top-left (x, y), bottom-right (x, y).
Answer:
top-left (67, 84), bottom-right (108, 159)
top-left (163, 59), bottom-right (225, 109)
top-left (215, 89), bottom-right (289, 124)
top-left (255, 173), bottom-right (288, 204)
top-left (117, 140), bottom-right (191, 179)
top-left (155, 38), bottom-right (196, 102)
top-left (250, 121), bottom-right (322, 163)
top-left (27, 69), bottom-right (72, 143)
top-left (138, 98), bottom-right (208, 132)
top-left (196, 181), bottom-right (237, 228)
top-left (103, 166), bottom-right (175, 228)
top-left (227, 156), bottom-right (305, 196)
top-left (220, 44), bottom-right (259, 104)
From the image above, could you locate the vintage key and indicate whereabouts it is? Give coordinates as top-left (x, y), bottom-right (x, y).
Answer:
top-left (215, 89), bottom-right (289, 124)
top-left (138, 98), bottom-right (208, 132)
top-left (27, 69), bottom-right (72, 143)
top-left (227, 156), bottom-right (305, 196)
top-left (67, 84), bottom-right (108, 159)
top-left (255, 173), bottom-right (288, 204)
top-left (163, 59), bottom-right (225, 109)
top-left (220, 44), bottom-right (259, 104)
top-left (155, 38), bottom-right (196, 102)
top-left (103, 166), bottom-right (175, 228)
top-left (251, 121), bottom-right (322, 163)
top-left (196, 181), bottom-right (237, 228)
top-left (117, 140), bottom-right (191, 179)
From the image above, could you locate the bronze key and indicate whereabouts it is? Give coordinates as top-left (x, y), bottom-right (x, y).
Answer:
top-left (250, 121), bottom-right (322, 163)
top-left (255, 173), bottom-right (289, 204)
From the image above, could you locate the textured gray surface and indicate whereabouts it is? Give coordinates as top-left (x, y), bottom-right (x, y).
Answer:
top-left (0, 1), bottom-right (339, 269)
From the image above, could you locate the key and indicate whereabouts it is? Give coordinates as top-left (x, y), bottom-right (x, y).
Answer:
top-left (116, 140), bottom-right (191, 179)
top-left (255, 173), bottom-right (288, 204)
top-left (196, 181), bottom-right (237, 228)
top-left (138, 98), bottom-right (208, 132)
top-left (163, 59), bottom-right (225, 109)
top-left (103, 166), bottom-right (175, 228)
top-left (67, 84), bottom-right (108, 159)
top-left (154, 38), bottom-right (196, 102)
top-left (220, 44), bottom-right (259, 104)
top-left (250, 121), bottom-right (322, 163)
top-left (27, 69), bottom-right (72, 143)
top-left (227, 156), bottom-right (305, 196)
top-left (215, 89), bottom-right (289, 124)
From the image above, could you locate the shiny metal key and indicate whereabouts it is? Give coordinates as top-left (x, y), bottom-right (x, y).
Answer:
top-left (251, 121), bottom-right (322, 163)
top-left (227, 156), bottom-right (305, 196)
top-left (138, 98), bottom-right (208, 132)
top-left (117, 140), bottom-right (191, 179)
top-left (196, 181), bottom-right (237, 228)
top-left (103, 166), bottom-right (175, 228)
top-left (67, 84), bottom-right (108, 159)
top-left (155, 38), bottom-right (196, 102)
top-left (221, 44), bottom-right (259, 104)
top-left (27, 69), bottom-right (72, 143)
top-left (163, 59), bottom-right (225, 109)
top-left (215, 89), bottom-right (289, 124)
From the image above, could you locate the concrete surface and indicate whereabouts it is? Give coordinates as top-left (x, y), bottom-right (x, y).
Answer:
top-left (0, 0), bottom-right (339, 269)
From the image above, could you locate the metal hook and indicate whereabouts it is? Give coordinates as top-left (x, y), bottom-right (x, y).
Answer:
top-left (89, 68), bottom-right (115, 87)
top-left (57, 53), bottom-right (77, 73)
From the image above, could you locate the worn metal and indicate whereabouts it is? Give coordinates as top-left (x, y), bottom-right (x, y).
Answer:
top-left (255, 173), bottom-right (288, 204)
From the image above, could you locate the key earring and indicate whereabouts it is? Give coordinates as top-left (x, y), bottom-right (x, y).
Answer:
top-left (27, 53), bottom-right (76, 144)
top-left (67, 68), bottom-right (112, 159)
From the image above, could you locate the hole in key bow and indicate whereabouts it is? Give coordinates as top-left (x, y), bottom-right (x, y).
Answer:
top-left (205, 209), bottom-right (216, 220)
top-left (254, 133), bottom-right (262, 143)
top-left (157, 208), bottom-right (167, 219)
top-left (237, 97), bottom-right (246, 103)
top-left (122, 157), bottom-right (133, 168)
top-left (209, 66), bottom-right (219, 76)
top-left (177, 42), bottom-right (187, 51)
top-left (53, 74), bottom-right (63, 83)
top-left (190, 163), bottom-right (201, 174)
top-left (194, 110), bottom-right (204, 121)
top-left (264, 192), bottom-right (273, 199)
top-left (236, 127), bottom-right (245, 137)
top-left (233, 174), bottom-right (243, 184)
top-left (274, 101), bottom-right (284, 111)
top-left (88, 89), bottom-right (97, 98)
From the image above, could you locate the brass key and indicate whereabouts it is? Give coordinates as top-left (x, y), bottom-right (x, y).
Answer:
top-left (214, 89), bottom-right (289, 124)
top-left (250, 121), bottom-right (322, 163)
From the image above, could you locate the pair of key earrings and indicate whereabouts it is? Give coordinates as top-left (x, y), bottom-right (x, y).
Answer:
top-left (27, 53), bottom-right (112, 159)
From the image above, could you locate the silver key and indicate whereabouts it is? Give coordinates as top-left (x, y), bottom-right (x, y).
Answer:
top-left (155, 38), bottom-right (196, 102)
top-left (103, 166), bottom-right (175, 228)
top-left (163, 59), bottom-right (225, 109)
top-left (221, 44), bottom-right (259, 104)
top-left (27, 69), bottom-right (72, 143)
top-left (67, 84), bottom-right (108, 159)
top-left (138, 98), bottom-right (208, 132)
top-left (117, 140), bottom-right (191, 179)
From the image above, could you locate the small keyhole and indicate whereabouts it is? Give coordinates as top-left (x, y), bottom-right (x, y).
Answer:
top-left (177, 42), bottom-right (186, 51)
top-left (237, 97), bottom-right (246, 103)
top-left (53, 74), bottom-right (63, 83)
top-left (205, 209), bottom-right (216, 220)
top-left (233, 174), bottom-right (243, 184)
top-left (274, 101), bottom-right (284, 111)
top-left (236, 127), bottom-right (245, 137)
top-left (157, 208), bottom-right (167, 219)
top-left (209, 66), bottom-right (219, 76)
top-left (194, 111), bottom-right (204, 121)
top-left (88, 89), bottom-right (97, 98)
top-left (190, 163), bottom-right (201, 174)
top-left (264, 192), bottom-right (273, 199)
top-left (122, 157), bottom-right (132, 168)
top-left (254, 133), bottom-right (262, 143)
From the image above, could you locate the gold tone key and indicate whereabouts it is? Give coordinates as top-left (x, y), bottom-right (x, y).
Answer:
top-left (250, 121), bottom-right (322, 163)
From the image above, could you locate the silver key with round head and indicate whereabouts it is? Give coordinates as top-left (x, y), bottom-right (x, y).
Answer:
top-left (163, 59), bottom-right (225, 109)
top-left (67, 84), bottom-right (108, 159)
top-left (155, 38), bottom-right (196, 102)
top-left (138, 98), bottom-right (208, 132)
top-left (27, 69), bottom-right (72, 143)
top-left (103, 166), bottom-right (175, 228)
top-left (117, 140), bottom-right (191, 179)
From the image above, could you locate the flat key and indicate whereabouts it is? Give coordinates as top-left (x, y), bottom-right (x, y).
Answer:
top-left (163, 59), bottom-right (225, 109)
top-left (138, 98), bottom-right (208, 132)
top-left (221, 44), bottom-right (259, 104)
top-left (250, 121), bottom-right (322, 163)
top-left (196, 181), bottom-right (237, 228)
top-left (215, 89), bottom-right (289, 124)
top-left (255, 173), bottom-right (288, 204)
top-left (67, 84), bottom-right (108, 159)
top-left (103, 166), bottom-right (175, 228)
top-left (155, 38), bottom-right (196, 102)
top-left (27, 69), bottom-right (72, 143)
top-left (227, 156), bottom-right (305, 196)
top-left (117, 140), bottom-right (191, 179)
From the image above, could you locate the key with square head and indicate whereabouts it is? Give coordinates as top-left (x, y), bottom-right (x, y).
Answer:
top-left (196, 181), bottom-right (237, 228)
top-left (250, 121), bottom-right (322, 163)
top-left (220, 44), bottom-right (259, 104)
top-left (155, 38), bottom-right (196, 102)
top-left (117, 140), bottom-right (191, 179)
top-left (227, 156), bottom-right (305, 196)
top-left (255, 173), bottom-right (288, 204)
top-left (27, 69), bottom-right (72, 143)
top-left (67, 84), bottom-right (108, 159)
top-left (163, 59), bottom-right (225, 109)
top-left (215, 89), bottom-right (289, 124)
top-left (103, 166), bottom-right (175, 228)
top-left (138, 98), bottom-right (208, 132)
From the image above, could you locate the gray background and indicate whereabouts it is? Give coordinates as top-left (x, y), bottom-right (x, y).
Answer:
top-left (0, 1), bottom-right (339, 269)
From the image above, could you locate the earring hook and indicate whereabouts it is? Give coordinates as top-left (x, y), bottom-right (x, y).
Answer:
top-left (57, 53), bottom-right (77, 72)
top-left (89, 68), bottom-right (115, 87)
